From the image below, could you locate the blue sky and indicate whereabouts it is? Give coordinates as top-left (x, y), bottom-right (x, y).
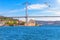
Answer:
top-left (0, 0), bottom-right (60, 21)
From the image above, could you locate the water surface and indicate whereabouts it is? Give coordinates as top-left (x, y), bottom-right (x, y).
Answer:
top-left (0, 25), bottom-right (60, 40)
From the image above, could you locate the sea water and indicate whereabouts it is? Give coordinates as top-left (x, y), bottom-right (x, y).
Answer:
top-left (0, 25), bottom-right (60, 40)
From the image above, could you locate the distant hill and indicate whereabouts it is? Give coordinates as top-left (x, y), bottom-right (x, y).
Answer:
top-left (0, 16), bottom-right (18, 21)
top-left (35, 20), bottom-right (60, 25)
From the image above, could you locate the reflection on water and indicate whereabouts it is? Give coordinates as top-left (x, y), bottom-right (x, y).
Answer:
top-left (0, 25), bottom-right (60, 40)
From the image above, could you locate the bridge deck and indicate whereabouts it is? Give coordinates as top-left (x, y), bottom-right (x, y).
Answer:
top-left (7, 16), bottom-right (60, 18)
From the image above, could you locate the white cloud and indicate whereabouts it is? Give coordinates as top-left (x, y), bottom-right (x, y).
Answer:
top-left (8, 10), bottom-right (20, 13)
top-left (27, 4), bottom-right (48, 10)
top-left (57, 0), bottom-right (60, 4)
top-left (0, 9), bottom-right (24, 15)
top-left (54, 11), bottom-right (60, 15)
top-left (8, 9), bottom-right (24, 13)
top-left (30, 8), bottom-right (60, 21)
top-left (48, 9), bottom-right (60, 15)
top-left (35, 17), bottom-right (60, 21)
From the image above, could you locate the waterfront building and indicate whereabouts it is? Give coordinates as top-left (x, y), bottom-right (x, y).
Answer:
top-left (25, 19), bottom-right (36, 26)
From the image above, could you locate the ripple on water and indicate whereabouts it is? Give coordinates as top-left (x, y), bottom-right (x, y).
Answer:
top-left (0, 26), bottom-right (60, 40)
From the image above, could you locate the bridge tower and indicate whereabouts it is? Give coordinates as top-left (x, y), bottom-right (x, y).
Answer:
top-left (23, 2), bottom-right (30, 25)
